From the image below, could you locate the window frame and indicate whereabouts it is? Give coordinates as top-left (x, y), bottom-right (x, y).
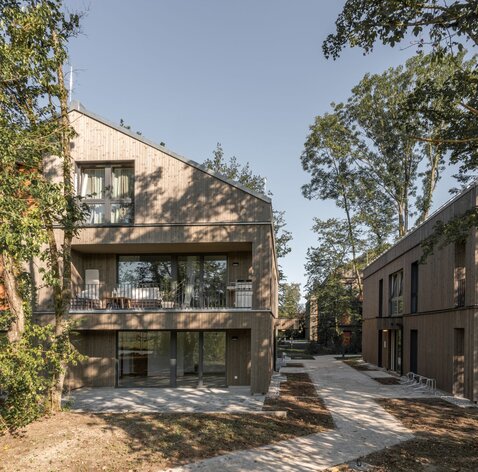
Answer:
top-left (76, 162), bottom-right (134, 225)
top-left (389, 270), bottom-right (403, 316)
top-left (410, 261), bottom-right (419, 314)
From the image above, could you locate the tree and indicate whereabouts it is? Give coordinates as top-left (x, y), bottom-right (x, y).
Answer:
top-left (0, 0), bottom-right (82, 418)
top-left (204, 143), bottom-right (292, 279)
top-left (324, 0), bottom-right (478, 255)
top-left (304, 219), bottom-right (365, 352)
top-left (301, 113), bottom-right (377, 295)
top-left (278, 282), bottom-right (301, 319)
top-left (323, 0), bottom-right (478, 60)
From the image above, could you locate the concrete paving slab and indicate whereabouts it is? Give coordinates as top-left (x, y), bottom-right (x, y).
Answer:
top-left (66, 387), bottom-right (265, 413)
top-left (166, 356), bottom-right (419, 472)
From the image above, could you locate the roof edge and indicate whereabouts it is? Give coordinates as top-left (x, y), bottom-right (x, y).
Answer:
top-left (68, 100), bottom-right (272, 204)
top-left (363, 178), bottom-right (478, 276)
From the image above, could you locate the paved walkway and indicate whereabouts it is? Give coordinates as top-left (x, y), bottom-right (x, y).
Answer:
top-left (67, 386), bottom-right (265, 413)
top-left (167, 356), bottom-right (424, 472)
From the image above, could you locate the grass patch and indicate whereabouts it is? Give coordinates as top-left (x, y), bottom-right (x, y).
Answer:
top-left (326, 398), bottom-right (478, 472)
top-left (0, 373), bottom-right (333, 471)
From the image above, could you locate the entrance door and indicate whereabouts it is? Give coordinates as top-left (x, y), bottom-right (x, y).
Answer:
top-left (410, 330), bottom-right (418, 373)
top-left (453, 328), bottom-right (465, 397)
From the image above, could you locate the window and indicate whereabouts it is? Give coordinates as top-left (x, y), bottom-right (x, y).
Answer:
top-left (78, 164), bottom-right (134, 224)
top-left (411, 261), bottom-right (419, 314)
top-left (454, 241), bottom-right (466, 307)
top-left (389, 270), bottom-right (403, 316)
top-left (117, 254), bottom-right (228, 308)
top-left (378, 279), bottom-right (383, 317)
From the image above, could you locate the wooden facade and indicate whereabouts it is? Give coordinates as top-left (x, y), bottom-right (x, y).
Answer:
top-left (362, 184), bottom-right (478, 402)
top-left (34, 102), bottom-right (278, 394)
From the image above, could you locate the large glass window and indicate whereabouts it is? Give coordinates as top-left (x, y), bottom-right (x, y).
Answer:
top-left (178, 256), bottom-right (201, 308)
top-left (118, 331), bottom-right (170, 387)
top-left (177, 332), bottom-right (199, 387)
top-left (389, 270), bottom-right (403, 316)
top-left (203, 256), bottom-right (227, 308)
top-left (203, 332), bottom-right (226, 387)
top-left (118, 255), bottom-right (173, 287)
top-left (78, 164), bottom-right (134, 225)
top-left (116, 254), bottom-right (228, 308)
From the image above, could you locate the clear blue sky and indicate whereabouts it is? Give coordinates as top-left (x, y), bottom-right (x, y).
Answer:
top-left (66, 0), bottom-right (458, 298)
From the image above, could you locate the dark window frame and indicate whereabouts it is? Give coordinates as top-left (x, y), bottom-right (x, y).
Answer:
top-left (76, 162), bottom-right (134, 225)
top-left (411, 261), bottom-right (419, 314)
top-left (389, 269), bottom-right (403, 316)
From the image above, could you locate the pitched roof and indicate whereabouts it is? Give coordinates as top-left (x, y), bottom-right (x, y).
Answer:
top-left (68, 100), bottom-right (272, 204)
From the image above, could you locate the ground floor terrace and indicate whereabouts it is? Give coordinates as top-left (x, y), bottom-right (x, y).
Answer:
top-left (64, 321), bottom-right (273, 394)
top-left (362, 307), bottom-right (478, 402)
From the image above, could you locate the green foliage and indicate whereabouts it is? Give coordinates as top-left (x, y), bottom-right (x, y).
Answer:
top-left (278, 282), bottom-right (302, 318)
top-left (204, 143), bottom-right (292, 280)
top-left (323, 0), bottom-right (478, 60)
top-left (324, 0), bottom-right (478, 253)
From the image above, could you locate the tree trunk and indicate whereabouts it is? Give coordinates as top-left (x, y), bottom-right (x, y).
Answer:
top-left (418, 142), bottom-right (440, 224)
top-left (47, 31), bottom-right (75, 413)
top-left (1, 253), bottom-right (25, 343)
top-left (343, 196), bottom-right (363, 298)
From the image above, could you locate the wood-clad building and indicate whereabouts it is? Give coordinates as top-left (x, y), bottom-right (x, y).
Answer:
top-left (33, 101), bottom-right (278, 394)
top-left (362, 183), bottom-right (477, 402)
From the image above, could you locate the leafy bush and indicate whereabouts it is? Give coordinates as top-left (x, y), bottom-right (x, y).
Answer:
top-left (0, 324), bottom-right (51, 432)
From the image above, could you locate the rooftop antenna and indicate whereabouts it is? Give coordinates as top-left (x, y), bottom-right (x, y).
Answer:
top-left (68, 65), bottom-right (73, 104)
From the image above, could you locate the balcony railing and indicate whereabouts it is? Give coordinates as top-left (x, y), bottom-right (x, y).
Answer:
top-left (70, 281), bottom-right (253, 311)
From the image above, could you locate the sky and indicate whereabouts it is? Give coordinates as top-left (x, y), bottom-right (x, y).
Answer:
top-left (65, 0), bottom-right (459, 298)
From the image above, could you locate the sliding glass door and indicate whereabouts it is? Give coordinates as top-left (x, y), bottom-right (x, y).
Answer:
top-left (203, 332), bottom-right (226, 387)
top-left (118, 331), bottom-right (171, 387)
top-left (118, 330), bottom-right (226, 388)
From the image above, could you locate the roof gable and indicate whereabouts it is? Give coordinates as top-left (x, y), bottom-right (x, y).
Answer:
top-left (68, 101), bottom-right (271, 204)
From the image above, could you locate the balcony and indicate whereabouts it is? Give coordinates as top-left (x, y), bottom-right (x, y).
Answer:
top-left (70, 281), bottom-right (253, 312)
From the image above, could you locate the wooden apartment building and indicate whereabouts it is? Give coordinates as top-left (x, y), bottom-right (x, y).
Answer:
top-left (362, 183), bottom-right (478, 402)
top-left (32, 102), bottom-right (278, 394)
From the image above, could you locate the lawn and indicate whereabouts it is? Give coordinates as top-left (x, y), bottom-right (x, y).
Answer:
top-left (326, 398), bottom-right (478, 472)
top-left (0, 372), bottom-right (333, 471)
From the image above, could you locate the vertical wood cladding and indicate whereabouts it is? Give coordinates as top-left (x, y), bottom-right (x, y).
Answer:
top-left (226, 329), bottom-right (251, 386)
top-left (66, 331), bottom-right (116, 388)
top-left (362, 185), bottom-right (478, 402)
top-left (68, 110), bottom-right (272, 224)
top-left (37, 107), bottom-right (278, 394)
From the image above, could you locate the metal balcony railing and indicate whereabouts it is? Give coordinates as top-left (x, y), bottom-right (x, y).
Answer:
top-left (69, 281), bottom-right (253, 311)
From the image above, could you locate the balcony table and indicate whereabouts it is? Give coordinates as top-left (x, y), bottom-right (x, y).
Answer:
top-left (105, 296), bottom-right (132, 309)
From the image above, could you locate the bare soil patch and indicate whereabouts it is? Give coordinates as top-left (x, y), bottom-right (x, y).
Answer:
top-left (373, 377), bottom-right (401, 385)
top-left (326, 398), bottom-right (478, 472)
top-left (342, 358), bottom-right (378, 371)
top-left (0, 373), bottom-right (333, 471)
top-left (264, 372), bottom-right (334, 429)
